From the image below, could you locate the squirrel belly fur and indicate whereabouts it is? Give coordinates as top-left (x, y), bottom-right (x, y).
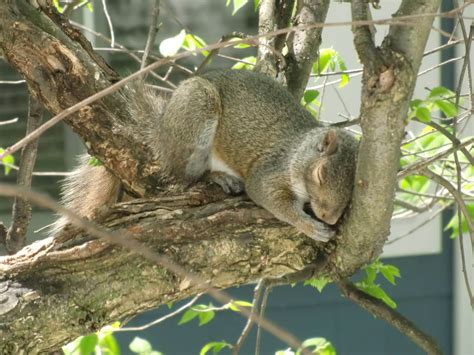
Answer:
top-left (52, 69), bottom-right (358, 242)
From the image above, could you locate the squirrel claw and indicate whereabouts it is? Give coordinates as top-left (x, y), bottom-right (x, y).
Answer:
top-left (211, 172), bottom-right (245, 195)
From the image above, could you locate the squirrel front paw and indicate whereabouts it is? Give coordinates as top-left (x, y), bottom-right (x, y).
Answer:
top-left (210, 171), bottom-right (245, 195)
top-left (298, 219), bottom-right (336, 242)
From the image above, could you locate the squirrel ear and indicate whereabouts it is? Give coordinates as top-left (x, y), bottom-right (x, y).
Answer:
top-left (320, 129), bottom-right (338, 156)
top-left (312, 162), bottom-right (326, 186)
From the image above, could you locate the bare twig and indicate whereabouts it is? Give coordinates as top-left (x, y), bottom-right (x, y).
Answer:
top-left (100, 0), bottom-right (115, 47)
top-left (232, 280), bottom-right (265, 355)
top-left (62, 0), bottom-right (85, 18)
top-left (0, 117), bottom-right (18, 126)
top-left (255, 284), bottom-right (273, 355)
top-left (0, 80), bottom-right (25, 85)
top-left (0, 161), bottom-right (71, 176)
top-left (421, 169), bottom-right (474, 247)
top-left (398, 137), bottom-right (474, 179)
top-left (115, 294), bottom-right (202, 332)
top-left (388, 206), bottom-right (448, 244)
top-left (140, 0), bottom-right (161, 72)
top-left (336, 280), bottom-right (442, 355)
top-left (0, 183), bottom-right (307, 353)
top-left (4, 95), bottom-right (43, 254)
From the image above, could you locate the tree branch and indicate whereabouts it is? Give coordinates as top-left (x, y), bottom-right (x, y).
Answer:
top-left (4, 94), bottom-right (43, 254)
top-left (336, 280), bottom-right (442, 355)
top-left (285, 0), bottom-right (330, 99)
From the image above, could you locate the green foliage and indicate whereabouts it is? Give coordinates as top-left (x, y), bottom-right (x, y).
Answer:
top-left (276, 337), bottom-right (336, 355)
top-left (228, 300), bottom-right (254, 311)
top-left (304, 275), bottom-right (331, 293)
top-left (0, 148), bottom-right (14, 175)
top-left (445, 203), bottom-right (474, 238)
top-left (63, 322), bottom-right (121, 355)
top-left (232, 56), bottom-right (256, 70)
top-left (312, 48), bottom-right (349, 88)
top-left (129, 337), bottom-right (162, 355)
top-left (88, 156), bottom-right (103, 167)
top-left (200, 341), bottom-right (232, 355)
top-left (225, 0), bottom-right (256, 15)
top-left (178, 304), bottom-right (216, 326)
top-left (408, 86), bottom-right (458, 122)
top-left (52, 0), bottom-right (93, 13)
top-left (63, 323), bottom-right (163, 355)
top-left (355, 260), bottom-right (401, 309)
top-left (159, 30), bottom-right (208, 57)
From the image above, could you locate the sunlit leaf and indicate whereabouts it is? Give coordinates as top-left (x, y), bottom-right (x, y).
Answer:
top-left (415, 106), bottom-right (431, 122)
top-left (159, 30), bottom-right (186, 57)
top-left (200, 341), bottom-right (232, 355)
top-left (304, 276), bottom-right (331, 292)
top-left (0, 148), bottom-right (15, 175)
top-left (232, 56), bottom-right (256, 70)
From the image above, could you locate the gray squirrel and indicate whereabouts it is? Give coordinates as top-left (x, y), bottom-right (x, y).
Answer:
top-left (52, 69), bottom-right (358, 242)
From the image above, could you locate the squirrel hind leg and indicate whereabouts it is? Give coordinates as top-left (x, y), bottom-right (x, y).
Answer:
top-left (210, 171), bottom-right (245, 195)
top-left (185, 120), bottom-right (218, 181)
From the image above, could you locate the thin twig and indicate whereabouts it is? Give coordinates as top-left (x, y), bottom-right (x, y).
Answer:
top-left (255, 284), bottom-right (272, 355)
top-left (115, 293), bottom-right (202, 332)
top-left (140, 0), bottom-right (161, 72)
top-left (100, 0), bottom-right (115, 47)
top-left (336, 280), bottom-right (442, 354)
top-left (0, 161), bottom-right (71, 176)
top-left (0, 117), bottom-right (18, 126)
top-left (0, 183), bottom-right (307, 353)
top-left (398, 137), bottom-right (474, 179)
top-left (62, 0), bottom-right (85, 18)
top-left (4, 95), bottom-right (43, 254)
top-left (232, 279), bottom-right (265, 355)
top-left (421, 169), bottom-right (474, 248)
top-left (0, 80), bottom-right (25, 85)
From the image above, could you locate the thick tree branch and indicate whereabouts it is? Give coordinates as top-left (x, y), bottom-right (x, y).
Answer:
top-left (331, 0), bottom-right (442, 276)
top-left (0, 184), bottom-right (322, 353)
top-left (256, 0), bottom-right (295, 76)
top-left (285, 0), bottom-right (330, 99)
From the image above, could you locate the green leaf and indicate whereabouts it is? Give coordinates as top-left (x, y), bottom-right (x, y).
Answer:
top-left (232, 56), bottom-right (256, 70)
top-left (98, 332), bottom-right (120, 355)
top-left (380, 265), bottom-right (401, 285)
top-left (312, 48), bottom-right (336, 74)
top-left (129, 337), bottom-right (152, 354)
top-left (428, 86), bottom-right (453, 99)
top-left (229, 300), bottom-right (253, 312)
top-left (434, 100), bottom-right (457, 118)
top-left (364, 265), bottom-right (377, 284)
top-left (415, 106), bottom-right (431, 122)
top-left (229, 0), bottom-right (248, 15)
top-left (62, 334), bottom-right (98, 355)
top-left (334, 52), bottom-right (349, 88)
top-left (0, 148), bottom-right (15, 175)
top-left (304, 276), bottom-right (331, 292)
top-left (200, 341), bottom-right (232, 355)
top-left (178, 308), bottom-right (199, 325)
top-left (303, 90), bottom-right (320, 105)
top-left (445, 204), bottom-right (474, 238)
top-left (254, 0), bottom-right (261, 11)
top-left (88, 156), bottom-right (102, 166)
top-left (159, 30), bottom-right (186, 57)
top-left (183, 34), bottom-right (209, 56)
top-left (52, 0), bottom-right (64, 12)
top-left (356, 282), bottom-right (397, 309)
top-left (297, 337), bottom-right (336, 355)
top-left (198, 309), bottom-right (215, 326)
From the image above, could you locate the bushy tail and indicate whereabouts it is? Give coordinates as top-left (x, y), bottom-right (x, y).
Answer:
top-left (48, 154), bottom-right (120, 236)
top-left (49, 84), bottom-right (170, 236)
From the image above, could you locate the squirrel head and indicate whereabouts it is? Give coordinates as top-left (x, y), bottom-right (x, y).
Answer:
top-left (304, 129), bottom-right (358, 225)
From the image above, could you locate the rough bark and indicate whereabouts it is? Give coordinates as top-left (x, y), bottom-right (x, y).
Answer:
top-left (0, 0), bottom-right (161, 197)
top-left (0, 186), bottom-right (321, 353)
